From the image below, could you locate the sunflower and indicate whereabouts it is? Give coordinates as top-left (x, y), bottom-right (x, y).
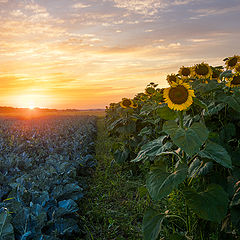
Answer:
top-left (235, 63), bottom-right (240, 73)
top-left (134, 93), bottom-right (147, 102)
top-left (178, 66), bottom-right (192, 79)
top-left (212, 69), bottom-right (222, 79)
top-left (226, 73), bottom-right (240, 88)
top-left (109, 103), bottom-right (115, 109)
top-left (225, 55), bottom-right (240, 69)
top-left (211, 67), bottom-right (223, 82)
top-left (163, 81), bottom-right (195, 111)
top-left (167, 74), bottom-right (180, 85)
top-left (131, 102), bottom-right (138, 108)
top-left (120, 98), bottom-right (134, 108)
top-left (145, 87), bottom-right (156, 95)
top-left (193, 62), bottom-right (212, 79)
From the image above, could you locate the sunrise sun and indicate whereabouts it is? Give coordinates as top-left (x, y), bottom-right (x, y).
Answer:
top-left (11, 94), bottom-right (42, 109)
top-left (28, 105), bottom-right (35, 110)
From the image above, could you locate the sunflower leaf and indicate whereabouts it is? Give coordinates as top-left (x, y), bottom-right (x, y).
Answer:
top-left (184, 184), bottom-right (229, 223)
top-left (142, 208), bottom-right (165, 240)
top-left (132, 136), bottom-right (171, 162)
top-left (162, 120), bottom-right (178, 136)
top-left (146, 162), bottom-right (187, 201)
top-left (221, 92), bottom-right (240, 112)
top-left (156, 105), bottom-right (178, 120)
top-left (163, 122), bottom-right (209, 156)
top-left (203, 103), bottom-right (225, 116)
top-left (193, 98), bottom-right (208, 110)
top-left (114, 148), bottom-right (130, 163)
top-left (199, 140), bottom-right (232, 168)
top-left (188, 158), bottom-right (213, 177)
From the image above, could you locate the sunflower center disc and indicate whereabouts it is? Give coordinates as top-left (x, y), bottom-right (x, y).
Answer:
top-left (232, 75), bottom-right (240, 85)
top-left (122, 99), bottom-right (131, 107)
top-left (169, 76), bottom-right (177, 83)
top-left (212, 71), bottom-right (219, 78)
top-left (228, 57), bottom-right (238, 67)
top-left (196, 65), bottom-right (209, 76)
top-left (146, 87), bottom-right (155, 94)
top-left (182, 68), bottom-right (190, 76)
top-left (169, 85), bottom-right (189, 104)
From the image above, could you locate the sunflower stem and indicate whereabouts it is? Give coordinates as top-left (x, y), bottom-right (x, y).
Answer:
top-left (178, 111), bottom-right (184, 128)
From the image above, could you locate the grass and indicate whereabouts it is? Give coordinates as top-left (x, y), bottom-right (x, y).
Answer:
top-left (77, 117), bottom-right (149, 240)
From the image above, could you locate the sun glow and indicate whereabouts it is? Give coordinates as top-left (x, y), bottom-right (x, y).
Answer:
top-left (9, 94), bottom-right (48, 109)
top-left (28, 106), bottom-right (35, 110)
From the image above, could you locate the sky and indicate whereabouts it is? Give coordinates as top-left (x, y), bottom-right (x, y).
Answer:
top-left (0, 0), bottom-right (239, 109)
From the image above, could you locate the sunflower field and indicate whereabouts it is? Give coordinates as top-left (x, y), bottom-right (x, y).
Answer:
top-left (105, 55), bottom-right (240, 239)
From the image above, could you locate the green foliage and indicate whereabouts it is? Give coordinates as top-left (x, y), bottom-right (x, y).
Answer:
top-left (188, 158), bottom-right (213, 177)
top-left (0, 208), bottom-right (14, 240)
top-left (0, 116), bottom-right (97, 239)
top-left (79, 118), bottom-right (146, 239)
top-left (113, 148), bottom-right (130, 163)
top-left (142, 208), bottom-right (164, 240)
top-left (146, 162), bottom-right (187, 201)
top-left (105, 58), bottom-right (240, 239)
top-left (199, 140), bottom-right (232, 168)
top-left (193, 98), bottom-right (208, 110)
top-left (163, 121), bottom-right (209, 156)
top-left (133, 136), bottom-right (172, 162)
top-left (184, 184), bottom-right (229, 223)
top-left (221, 91), bottom-right (240, 112)
top-left (156, 105), bottom-right (178, 120)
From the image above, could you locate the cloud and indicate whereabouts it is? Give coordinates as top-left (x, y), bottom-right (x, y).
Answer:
top-left (112, 0), bottom-right (166, 15)
top-left (190, 4), bottom-right (240, 18)
top-left (111, 0), bottom-right (194, 15)
top-left (156, 42), bottom-right (181, 49)
top-left (10, 9), bottom-right (25, 17)
top-left (72, 3), bottom-right (91, 8)
top-left (189, 38), bottom-right (211, 43)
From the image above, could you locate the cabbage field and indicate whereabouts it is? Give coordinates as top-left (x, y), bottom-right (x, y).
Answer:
top-left (0, 115), bottom-right (96, 240)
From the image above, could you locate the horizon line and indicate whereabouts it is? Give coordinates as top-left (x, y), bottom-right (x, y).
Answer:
top-left (0, 106), bottom-right (105, 111)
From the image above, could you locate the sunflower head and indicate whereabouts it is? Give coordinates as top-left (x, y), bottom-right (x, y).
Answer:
top-left (156, 88), bottom-right (164, 94)
top-left (167, 74), bottom-right (180, 85)
top-left (120, 98), bottom-right (134, 108)
top-left (235, 63), bottom-right (240, 73)
top-left (139, 95), bottom-right (148, 102)
top-left (225, 55), bottom-right (240, 69)
top-left (145, 87), bottom-right (156, 95)
top-left (109, 103), bottom-right (115, 109)
top-left (134, 93), bottom-right (144, 101)
top-left (131, 102), bottom-right (138, 108)
top-left (163, 81), bottom-right (195, 111)
top-left (226, 73), bottom-right (240, 88)
top-left (193, 62), bottom-right (212, 79)
top-left (178, 66), bottom-right (192, 79)
top-left (211, 66), bottom-right (223, 80)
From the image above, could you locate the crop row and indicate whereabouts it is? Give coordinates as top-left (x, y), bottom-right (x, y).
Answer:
top-left (0, 115), bottom-right (96, 240)
top-left (105, 56), bottom-right (240, 239)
